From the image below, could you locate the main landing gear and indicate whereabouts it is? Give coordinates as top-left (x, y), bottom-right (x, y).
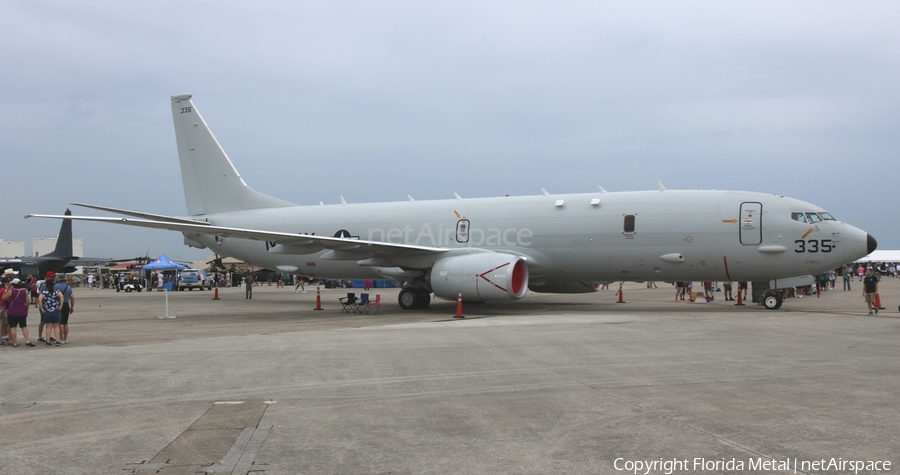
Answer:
top-left (762, 291), bottom-right (783, 310)
top-left (398, 287), bottom-right (431, 310)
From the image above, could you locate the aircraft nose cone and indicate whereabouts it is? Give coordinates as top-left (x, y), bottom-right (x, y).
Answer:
top-left (867, 234), bottom-right (878, 255)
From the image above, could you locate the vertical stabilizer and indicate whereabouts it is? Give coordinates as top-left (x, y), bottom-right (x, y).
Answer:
top-left (170, 94), bottom-right (296, 216)
top-left (46, 209), bottom-right (74, 258)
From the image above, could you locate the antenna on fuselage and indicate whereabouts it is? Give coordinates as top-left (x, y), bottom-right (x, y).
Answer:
top-left (541, 188), bottom-right (550, 196)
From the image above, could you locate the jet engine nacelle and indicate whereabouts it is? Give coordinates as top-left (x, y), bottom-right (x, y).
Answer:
top-left (428, 253), bottom-right (529, 302)
top-left (529, 281), bottom-right (603, 294)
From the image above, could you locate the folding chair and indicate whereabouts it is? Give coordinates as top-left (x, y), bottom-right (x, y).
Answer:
top-left (354, 293), bottom-right (369, 313)
top-left (339, 293), bottom-right (356, 313)
top-left (364, 294), bottom-right (381, 314)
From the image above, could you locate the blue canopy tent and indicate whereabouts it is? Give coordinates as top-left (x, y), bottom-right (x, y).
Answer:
top-left (143, 254), bottom-right (186, 291)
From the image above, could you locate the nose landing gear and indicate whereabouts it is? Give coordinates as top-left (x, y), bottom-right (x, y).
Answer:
top-left (762, 291), bottom-right (783, 310)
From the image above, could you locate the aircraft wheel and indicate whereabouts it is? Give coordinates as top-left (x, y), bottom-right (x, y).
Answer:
top-left (763, 292), bottom-right (783, 310)
top-left (415, 289), bottom-right (431, 309)
top-left (398, 287), bottom-right (418, 310)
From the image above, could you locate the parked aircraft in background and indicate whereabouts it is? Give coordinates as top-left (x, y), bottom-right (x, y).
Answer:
top-left (27, 94), bottom-right (876, 310)
top-left (1, 210), bottom-right (125, 277)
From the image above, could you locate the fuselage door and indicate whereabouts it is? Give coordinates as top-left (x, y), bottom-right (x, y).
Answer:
top-left (740, 202), bottom-right (762, 245)
top-left (456, 219), bottom-right (470, 243)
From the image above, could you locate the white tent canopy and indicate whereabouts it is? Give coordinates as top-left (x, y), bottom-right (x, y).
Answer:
top-left (856, 250), bottom-right (900, 263)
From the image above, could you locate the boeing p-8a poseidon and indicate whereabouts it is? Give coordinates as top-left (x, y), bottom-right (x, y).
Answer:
top-left (28, 94), bottom-right (876, 310)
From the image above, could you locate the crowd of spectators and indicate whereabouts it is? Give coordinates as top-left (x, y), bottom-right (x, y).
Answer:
top-left (768, 261), bottom-right (895, 302)
top-left (1, 270), bottom-right (74, 348)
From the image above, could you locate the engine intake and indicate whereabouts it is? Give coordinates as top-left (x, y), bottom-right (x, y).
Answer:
top-left (428, 253), bottom-right (529, 302)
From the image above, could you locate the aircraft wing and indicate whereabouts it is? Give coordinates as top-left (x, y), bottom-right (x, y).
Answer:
top-left (25, 214), bottom-right (451, 257)
top-left (68, 257), bottom-right (119, 267)
top-left (70, 202), bottom-right (209, 225)
top-left (68, 257), bottom-right (144, 267)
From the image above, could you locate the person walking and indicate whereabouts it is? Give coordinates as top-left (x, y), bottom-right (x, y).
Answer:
top-left (37, 271), bottom-right (64, 346)
top-left (55, 275), bottom-right (74, 344)
top-left (738, 281), bottom-right (748, 300)
top-left (0, 275), bottom-right (11, 346)
top-left (843, 265), bottom-right (852, 291)
top-left (702, 281), bottom-right (714, 302)
top-left (245, 276), bottom-right (253, 299)
top-left (723, 281), bottom-right (734, 301)
top-left (30, 276), bottom-right (40, 305)
top-left (863, 269), bottom-right (879, 315)
top-left (2, 278), bottom-right (35, 347)
top-left (294, 275), bottom-right (306, 294)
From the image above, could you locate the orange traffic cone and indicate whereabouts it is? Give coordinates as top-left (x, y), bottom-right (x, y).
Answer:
top-left (875, 292), bottom-right (885, 310)
top-left (453, 290), bottom-right (465, 318)
top-left (735, 289), bottom-right (745, 306)
top-left (616, 283), bottom-right (625, 303)
top-left (313, 286), bottom-right (323, 310)
top-left (212, 284), bottom-right (220, 301)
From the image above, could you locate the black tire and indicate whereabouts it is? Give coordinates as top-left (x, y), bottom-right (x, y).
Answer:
top-left (398, 287), bottom-right (418, 310)
top-left (125, 287), bottom-right (132, 293)
top-left (415, 289), bottom-right (431, 309)
top-left (763, 293), bottom-right (783, 310)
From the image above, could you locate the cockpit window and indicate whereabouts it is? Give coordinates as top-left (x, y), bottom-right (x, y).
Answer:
top-left (793, 211), bottom-right (836, 223)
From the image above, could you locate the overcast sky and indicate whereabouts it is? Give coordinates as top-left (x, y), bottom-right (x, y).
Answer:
top-left (2, 1), bottom-right (898, 262)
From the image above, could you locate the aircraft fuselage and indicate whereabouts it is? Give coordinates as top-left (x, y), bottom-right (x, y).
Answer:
top-left (192, 189), bottom-right (868, 285)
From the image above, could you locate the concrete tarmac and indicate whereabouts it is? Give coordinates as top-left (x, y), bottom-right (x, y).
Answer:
top-left (1, 280), bottom-right (897, 474)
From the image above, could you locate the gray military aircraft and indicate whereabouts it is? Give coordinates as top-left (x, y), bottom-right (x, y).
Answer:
top-left (27, 94), bottom-right (876, 310)
top-left (1, 209), bottom-right (126, 277)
